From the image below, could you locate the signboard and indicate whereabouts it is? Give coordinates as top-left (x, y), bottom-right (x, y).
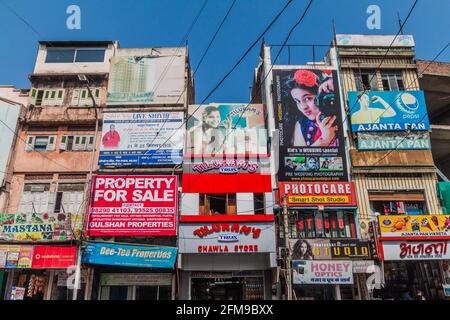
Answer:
top-left (178, 222), bottom-right (276, 254)
top-left (378, 215), bottom-right (450, 239)
top-left (380, 241), bottom-right (450, 261)
top-left (99, 273), bottom-right (173, 286)
top-left (0, 213), bottom-right (72, 241)
top-left (186, 104), bottom-right (267, 156)
top-left (272, 68), bottom-right (348, 181)
top-left (0, 245), bottom-right (76, 268)
top-left (443, 285), bottom-right (450, 297)
top-left (290, 239), bottom-right (371, 260)
top-left (82, 242), bottom-right (177, 269)
top-left (186, 159), bottom-right (260, 174)
top-left (357, 131), bottom-right (431, 150)
top-left (106, 50), bottom-right (185, 105)
top-left (279, 182), bottom-right (357, 207)
top-left (352, 260), bottom-right (375, 273)
top-left (348, 90), bottom-right (430, 132)
top-left (99, 112), bottom-right (184, 166)
top-left (336, 34), bottom-right (415, 47)
top-left (10, 287), bottom-right (25, 300)
top-left (87, 175), bottom-right (178, 236)
top-left (292, 260), bottom-right (353, 285)
top-left (31, 246), bottom-right (77, 268)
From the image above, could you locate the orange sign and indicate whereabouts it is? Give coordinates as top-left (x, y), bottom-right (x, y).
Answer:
top-left (378, 215), bottom-right (450, 240)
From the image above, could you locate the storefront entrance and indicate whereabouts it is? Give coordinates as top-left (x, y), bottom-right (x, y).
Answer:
top-left (97, 273), bottom-right (173, 300)
top-left (191, 273), bottom-right (264, 300)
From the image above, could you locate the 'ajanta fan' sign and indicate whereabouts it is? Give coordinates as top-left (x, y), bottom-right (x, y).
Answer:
top-left (87, 175), bottom-right (178, 236)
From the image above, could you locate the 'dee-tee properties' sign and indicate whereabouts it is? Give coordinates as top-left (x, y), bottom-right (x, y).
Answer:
top-left (87, 175), bottom-right (178, 236)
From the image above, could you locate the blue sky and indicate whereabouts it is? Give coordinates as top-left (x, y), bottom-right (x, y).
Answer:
top-left (0, 0), bottom-right (449, 103)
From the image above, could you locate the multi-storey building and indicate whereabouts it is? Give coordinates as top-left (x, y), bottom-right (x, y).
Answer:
top-left (84, 46), bottom-right (194, 300)
top-left (178, 102), bottom-right (276, 300)
top-left (1, 41), bottom-right (116, 300)
top-left (334, 34), bottom-right (446, 300)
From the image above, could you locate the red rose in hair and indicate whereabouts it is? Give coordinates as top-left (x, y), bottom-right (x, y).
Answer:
top-left (322, 69), bottom-right (332, 75)
top-left (294, 69), bottom-right (317, 87)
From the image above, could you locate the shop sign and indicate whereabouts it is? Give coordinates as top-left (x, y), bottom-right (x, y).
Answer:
top-left (378, 215), bottom-right (450, 239)
top-left (82, 242), bottom-right (177, 269)
top-left (357, 131), bottom-right (431, 150)
top-left (100, 273), bottom-right (172, 286)
top-left (290, 239), bottom-right (371, 260)
top-left (87, 175), bottom-right (178, 236)
top-left (348, 90), bottom-right (430, 132)
top-left (10, 287), bottom-right (25, 300)
top-left (381, 241), bottom-right (450, 261)
top-left (279, 182), bottom-right (357, 207)
top-left (179, 222), bottom-right (276, 254)
top-left (0, 213), bottom-right (73, 241)
top-left (443, 285), bottom-right (450, 297)
top-left (191, 159), bottom-right (259, 174)
top-left (0, 245), bottom-right (76, 268)
top-left (292, 260), bottom-right (353, 285)
top-left (352, 260), bottom-right (375, 273)
top-left (31, 246), bottom-right (77, 268)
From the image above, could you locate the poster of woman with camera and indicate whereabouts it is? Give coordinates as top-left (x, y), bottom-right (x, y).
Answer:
top-left (273, 67), bottom-right (347, 182)
top-left (285, 69), bottom-right (338, 147)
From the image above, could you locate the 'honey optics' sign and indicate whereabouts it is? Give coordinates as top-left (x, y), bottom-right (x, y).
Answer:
top-left (278, 182), bottom-right (357, 207)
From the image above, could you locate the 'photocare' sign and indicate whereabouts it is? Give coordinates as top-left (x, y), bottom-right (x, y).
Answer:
top-left (87, 175), bottom-right (178, 236)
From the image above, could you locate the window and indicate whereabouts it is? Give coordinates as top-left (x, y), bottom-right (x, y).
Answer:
top-left (18, 183), bottom-right (52, 214)
top-left (45, 49), bottom-right (76, 63)
top-left (381, 71), bottom-right (405, 91)
top-left (71, 88), bottom-right (101, 106)
top-left (30, 88), bottom-right (65, 106)
top-left (199, 194), bottom-right (237, 215)
top-left (254, 193), bottom-right (265, 214)
top-left (60, 135), bottom-right (95, 151)
top-left (54, 183), bottom-right (85, 214)
top-left (74, 49), bottom-right (105, 62)
top-left (354, 70), bottom-right (378, 91)
top-left (25, 135), bottom-right (56, 151)
top-left (370, 200), bottom-right (425, 215)
top-left (284, 210), bottom-right (356, 239)
top-left (45, 48), bottom-right (105, 63)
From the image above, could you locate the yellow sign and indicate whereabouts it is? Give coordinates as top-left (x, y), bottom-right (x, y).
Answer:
top-left (288, 195), bottom-right (349, 205)
top-left (378, 214), bottom-right (450, 238)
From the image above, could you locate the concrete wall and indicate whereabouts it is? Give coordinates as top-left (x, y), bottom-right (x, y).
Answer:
top-left (33, 43), bottom-right (116, 74)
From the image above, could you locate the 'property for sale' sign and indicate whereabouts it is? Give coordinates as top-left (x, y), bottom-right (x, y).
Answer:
top-left (87, 175), bottom-right (178, 236)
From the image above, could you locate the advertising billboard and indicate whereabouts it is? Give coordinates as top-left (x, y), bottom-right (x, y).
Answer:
top-left (178, 222), bottom-right (276, 254)
top-left (0, 213), bottom-right (72, 242)
top-left (82, 242), bottom-right (177, 269)
top-left (378, 214), bottom-right (450, 239)
top-left (380, 241), bottom-right (450, 261)
top-left (348, 90), bottom-right (430, 132)
top-left (0, 245), bottom-right (76, 269)
top-left (186, 104), bottom-right (267, 156)
top-left (272, 68), bottom-right (348, 181)
top-left (99, 112), bottom-right (184, 166)
top-left (87, 175), bottom-right (178, 236)
top-left (290, 239), bottom-right (371, 260)
top-left (278, 182), bottom-right (357, 207)
top-left (357, 131), bottom-right (431, 150)
top-left (292, 260), bottom-right (353, 285)
top-left (106, 49), bottom-right (185, 105)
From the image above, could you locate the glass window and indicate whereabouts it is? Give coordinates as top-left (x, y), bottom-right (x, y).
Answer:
top-left (109, 286), bottom-right (128, 300)
top-left (254, 193), bottom-right (265, 214)
top-left (135, 286), bottom-right (158, 300)
top-left (74, 49), bottom-right (105, 62)
top-left (381, 71), bottom-right (405, 91)
top-left (157, 286), bottom-right (172, 300)
top-left (45, 49), bottom-right (76, 63)
top-left (354, 70), bottom-right (378, 91)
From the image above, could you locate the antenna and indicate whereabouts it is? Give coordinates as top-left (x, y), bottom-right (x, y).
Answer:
top-left (397, 12), bottom-right (404, 35)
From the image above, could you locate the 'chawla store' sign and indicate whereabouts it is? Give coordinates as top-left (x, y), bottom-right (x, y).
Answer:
top-left (179, 222), bottom-right (276, 254)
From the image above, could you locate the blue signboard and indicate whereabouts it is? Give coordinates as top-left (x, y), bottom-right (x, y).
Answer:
top-left (99, 112), bottom-right (184, 167)
top-left (348, 90), bottom-right (430, 132)
top-left (81, 242), bottom-right (177, 269)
